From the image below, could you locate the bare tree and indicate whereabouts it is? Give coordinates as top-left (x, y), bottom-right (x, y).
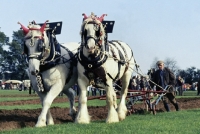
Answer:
top-left (150, 57), bottom-right (179, 75)
top-left (150, 57), bottom-right (159, 69)
top-left (164, 58), bottom-right (179, 74)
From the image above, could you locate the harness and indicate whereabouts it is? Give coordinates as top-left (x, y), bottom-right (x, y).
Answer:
top-left (24, 31), bottom-right (76, 92)
top-left (78, 40), bottom-right (132, 87)
top-left (79, 16), bottom-right (133, 87)
top-left (106, 41), bottom-right (126, 81)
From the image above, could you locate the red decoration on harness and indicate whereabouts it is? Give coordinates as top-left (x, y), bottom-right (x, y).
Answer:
top-left (97, 14), bottom-right (107, 22)
top-left (40, 20), bottom-right (49, 34)
top-left (17, 22), bottom-right (29, 35)
top-left (82, 13), bottom-right (88, 20)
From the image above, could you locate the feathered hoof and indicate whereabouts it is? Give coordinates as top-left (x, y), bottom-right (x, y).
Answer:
top-left (75, 118), bottom-right (90, 124)
top-left (118, 111), bottom-right (127, 121)
top-left (106, 116), bottom-right (119, 123)
top-left (118, 107), bottom-right (128, 121)
top-left (35, 122), bottom-right (46, 127)
top-left (47, 120), bottom-right (54, 125)
top-left (75, 112), bottom-right (91, 124)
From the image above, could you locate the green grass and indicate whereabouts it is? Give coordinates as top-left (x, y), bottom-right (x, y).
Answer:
top-left (0, 89), bottom-right (33, 96)
top-left (182, 90), bottom-right (197, 96)
top-left (0, 99), bottom-right (107, 110)
top-left (0, 97), bottom-right (38, 102)
top-left (1, 109), bottom-right (200, 134)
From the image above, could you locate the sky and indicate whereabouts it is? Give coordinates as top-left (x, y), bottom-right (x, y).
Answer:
top-left (0, 0), bottom-right (200, 74)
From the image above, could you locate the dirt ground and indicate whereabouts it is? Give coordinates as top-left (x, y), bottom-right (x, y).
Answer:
top-left (0, 95), bottom-right (200, 131)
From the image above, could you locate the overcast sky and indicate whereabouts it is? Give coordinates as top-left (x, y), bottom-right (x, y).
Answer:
top-left (0, 0), bottom-right (200, 74)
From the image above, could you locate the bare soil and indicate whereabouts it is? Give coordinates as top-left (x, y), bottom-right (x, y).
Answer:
top-left (0, 95), bottom-right (200, 131)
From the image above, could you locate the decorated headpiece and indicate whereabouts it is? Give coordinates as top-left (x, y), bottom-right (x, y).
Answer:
top-left (97, 14), bottom-right (107, 22)
top-left (82, 12), bottom-right (107, 22)
top-left (18, 20), bottom-right (49, 35)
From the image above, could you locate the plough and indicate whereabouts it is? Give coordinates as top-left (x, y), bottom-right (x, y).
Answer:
top-left (82, 86), bottom-right (171, 115)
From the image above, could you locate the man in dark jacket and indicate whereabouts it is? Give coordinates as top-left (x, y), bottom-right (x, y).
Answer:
top-left (151, 60), bottom-right (179, 112)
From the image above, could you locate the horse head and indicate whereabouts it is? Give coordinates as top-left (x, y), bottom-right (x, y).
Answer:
top-left (18, 20), bottom-right (50, 75)
top-left (80, 13), bottom-right (106, 56)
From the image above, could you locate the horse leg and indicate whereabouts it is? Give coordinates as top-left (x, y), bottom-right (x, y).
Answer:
top-left (112, 89), bottom-right (118, 109)
top-left (106, 80), bottom-right (119, 123)
top-left (62, 86), bottom-right (77, 121)
top-left (36, 83), bottom-right (62, 127)
top-left (75, 78), bottom-right (90, 124)
top-left (46, 109), bottom-right (54, 125)
top-left (35, 92), bottom-right (47, 127)
top-left (117, 73), bottom-right (131, 121)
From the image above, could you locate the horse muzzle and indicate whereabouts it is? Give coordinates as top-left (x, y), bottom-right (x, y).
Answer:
top-left (31, 70), bottom-right (39, 75)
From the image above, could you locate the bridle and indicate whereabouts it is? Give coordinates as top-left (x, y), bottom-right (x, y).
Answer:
top-left (81, 21), bottom-right (102, 49)
top-left (18, 20), bottom-right (49, 64)
top-left (24, 30), bottom-right (47, 63)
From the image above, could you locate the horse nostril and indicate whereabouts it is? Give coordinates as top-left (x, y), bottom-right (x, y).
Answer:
top-left (31, 71), bottom-right (35, 75)
top-left (31, 70), bottom-right (39, 75)
top-left (35, 70), bottom-right (39, 74)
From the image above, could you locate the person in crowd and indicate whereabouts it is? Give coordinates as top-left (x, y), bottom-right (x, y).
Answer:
top-left (91, 86), bottom-right (97, 96)
top-left (2, 84), bottom-right (5, 90)
top-left (132, 76), bottom-right (137, 90)
top-left (176, 76), bottom-right (184, 96)
top-left (73, 83), bottom-right (79, 96)
top-left (87, 85), bottom-right (92, 96)
top-left (139, 76), bottom-right (145, 90)
top-left (136, 75), bottom-right (141, 90)
top-left (197, 79), bottom-right (200, 95)
top-left (150, 60), bottom-right (179, 112)
top-left (128, 77), bottom-right (134, 90)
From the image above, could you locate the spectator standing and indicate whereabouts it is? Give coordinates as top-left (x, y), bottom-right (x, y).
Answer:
top-left (136, 75), bottom-right (141, 90)
top-left (197, 79), bottom-right (200, 95)
top-left (128, 77), bottom-right (134, 90)
top-left (73, 84), bottom-right (79, 96)
top-left (91, 86), bottom-right (97, 96)
top-left (2, 84), bottom-right (5, 90)
top-left (132, 76), bottom-right (137, 90)
top-left (176, 76), bottom-right (184, 96)
top-left (139, 76), bottom-right (145, 90)
top-left (87, 85), bottom-right (92, 96)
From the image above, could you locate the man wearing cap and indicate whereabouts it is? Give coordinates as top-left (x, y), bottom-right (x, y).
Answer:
top-left (150, 60), bottom-right (179, 112)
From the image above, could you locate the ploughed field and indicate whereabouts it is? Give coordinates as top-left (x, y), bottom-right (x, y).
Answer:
top-left (0, 94), bottom-right (200, 131)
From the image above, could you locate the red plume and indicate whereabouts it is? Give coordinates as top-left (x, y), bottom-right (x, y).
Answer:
top-left (18, 22), bottom-right (29, 35)
top-left (40, 20), bottom-right (49, 34)
top-left (82, 13), bottom-right (88, 20)
top-left (97, 14), bottom-right (107, 22)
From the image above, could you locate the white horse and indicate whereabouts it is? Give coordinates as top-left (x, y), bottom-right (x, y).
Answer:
top-left (75, 13), bottom-right (135, 123)
top-left (18, 21), bottom-right (80, 127)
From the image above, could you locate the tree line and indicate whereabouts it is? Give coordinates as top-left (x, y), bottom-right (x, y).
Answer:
top-left (0, 30), bottom-right (28, 81)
